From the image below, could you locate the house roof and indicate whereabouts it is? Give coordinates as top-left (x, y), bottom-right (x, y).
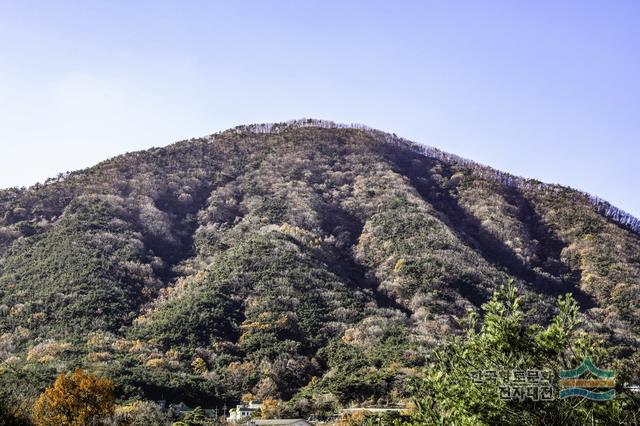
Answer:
top-left (231, 406), bottom-right (259, 412)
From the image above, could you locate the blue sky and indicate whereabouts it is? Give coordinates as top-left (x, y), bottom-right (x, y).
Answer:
top-left (1, 1), bottom-right (638, 216)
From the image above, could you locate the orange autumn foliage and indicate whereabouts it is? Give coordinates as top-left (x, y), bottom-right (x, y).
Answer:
top-left (259, 397), bottom-right (280, 419)
top-left (32, 368), bottom-right (115, 426)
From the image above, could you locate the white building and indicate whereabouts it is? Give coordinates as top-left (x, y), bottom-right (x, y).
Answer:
top-left (226, 400), bottom-right (263, 422)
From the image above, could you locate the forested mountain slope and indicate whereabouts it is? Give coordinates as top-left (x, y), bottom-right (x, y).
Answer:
top-left (0, 119), bottom-right (638, 410)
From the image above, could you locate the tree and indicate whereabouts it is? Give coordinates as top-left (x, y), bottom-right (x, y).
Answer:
top-left (259, 398), bottom-right (280, 418)
top-left (114, 400), bottom-right (170, 425)
top-left (0, 397), bottom-right (30, 426)
top-left (191, 357), bottom-right (208, 375)
top-left (173, 407), bottom-right (213, 426)
top-left (32, 369), bottom-right (115, 426)
top-left (406, 281), bottom-right (640, 425)
top-left (1, 385), bottom-right (31, 426)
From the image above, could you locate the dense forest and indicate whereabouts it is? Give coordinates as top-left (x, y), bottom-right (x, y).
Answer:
top-left (0, 119), bottom-right (639, 425)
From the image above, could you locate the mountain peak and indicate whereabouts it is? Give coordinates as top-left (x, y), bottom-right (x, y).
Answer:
top-left (0, 122), bottom-right (638, 411)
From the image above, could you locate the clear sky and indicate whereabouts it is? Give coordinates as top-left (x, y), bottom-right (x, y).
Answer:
top-left (1, 1), bottom-right (638, 217)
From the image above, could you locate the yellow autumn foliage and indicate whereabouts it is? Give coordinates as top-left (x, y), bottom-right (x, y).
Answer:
top-left (191, 356), bottom-right (208, 374)
top-left (259, 397), bottom-right (280, 418)
top-left (32, 369), bottom-right (115, 426)
top-left (394, 258), bottom-right (406, 273)
top-left (145, 358), bottom-right (165, 368)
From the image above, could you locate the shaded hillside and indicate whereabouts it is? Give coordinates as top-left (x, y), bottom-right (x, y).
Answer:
top-left (0, 119), bottom-right (639, 409)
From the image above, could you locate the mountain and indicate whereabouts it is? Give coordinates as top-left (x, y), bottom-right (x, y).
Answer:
top-left (0, 119), bottom-right (639, 412)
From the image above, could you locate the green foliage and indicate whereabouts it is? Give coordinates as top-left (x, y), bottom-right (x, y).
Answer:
top-left (114, 400), bottom-right (171, 425)
top-left (407, 281), bottom-right (640, 425)
top-left (173, 407), bottom-right (213, 426)
top-left (301, 330), bottom-right (421, 405)
top-left (0, 123), bottom-right (639, 415)
top-left (0, 395), bottom-right (30, 426)
top-left (0, 195), bottom-right (159, 338)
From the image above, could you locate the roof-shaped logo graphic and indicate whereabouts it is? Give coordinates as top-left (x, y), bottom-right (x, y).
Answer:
top-left (559, 357), bottom-right (615, 400)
